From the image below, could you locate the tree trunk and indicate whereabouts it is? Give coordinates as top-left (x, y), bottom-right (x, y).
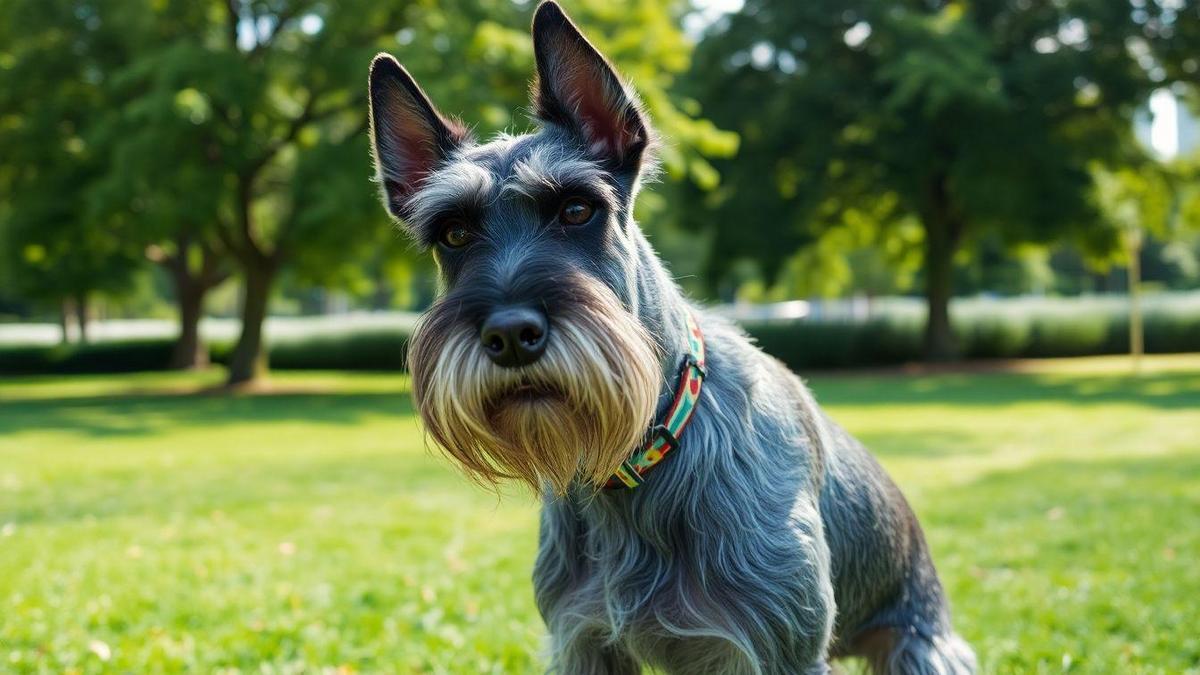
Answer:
top-left (226, 265), bottom-right (275, 386)
top-left (920, 174), bottom-right (963, 362)
top-left (1127, 230), bottom-right (1144, 375)
top-left (170, 288), bottom-right (209, 370)
top-left (74, 293), bottom-right (90, 344)
top-left (59, 298), bottom-right (74, 345)
top-left (155, 234), bottom-right (229, 370)
top-left (922, 221), bottom-right (957, 361)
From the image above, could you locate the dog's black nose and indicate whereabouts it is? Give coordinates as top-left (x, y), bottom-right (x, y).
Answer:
top-left (480, 307), bottom-right (549, 368)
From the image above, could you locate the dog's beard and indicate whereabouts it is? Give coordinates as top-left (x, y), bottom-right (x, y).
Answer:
top-left (409, 282), bottom-right (661, 495)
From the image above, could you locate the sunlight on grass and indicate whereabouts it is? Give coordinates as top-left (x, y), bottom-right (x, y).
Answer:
top-left (2, 355), bottom-right (1198, 672)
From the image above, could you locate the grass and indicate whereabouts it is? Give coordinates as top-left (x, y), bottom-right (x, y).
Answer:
top-left (1, 356), bottom-right (1198, 674)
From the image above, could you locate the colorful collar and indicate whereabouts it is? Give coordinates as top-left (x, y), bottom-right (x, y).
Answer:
top-left (605, 310), bottom-right (706, 490)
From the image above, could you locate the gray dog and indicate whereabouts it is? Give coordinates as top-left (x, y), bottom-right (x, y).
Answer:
top-left (367, 2), bottom-right (975, 672)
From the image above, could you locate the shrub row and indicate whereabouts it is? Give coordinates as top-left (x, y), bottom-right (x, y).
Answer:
top-left (743, 317), bottom-right (922, 370)
top-left (743, 305), bottom-right (1200, 371)
top-left (0, 331), bottom-right (411, 376)
top-left (208, 330), bottom-right (408, 371)
top-left (0, 339), bottom-right (177, 375)
top-left (2, 300), bottom-right (1196, 375)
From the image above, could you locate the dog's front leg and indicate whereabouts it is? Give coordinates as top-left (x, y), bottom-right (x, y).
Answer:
top-left (544, 630), bottom-right (640, 675)
top-left (535, 572), bottom-right (640, 674)
top-left (533, 499), bottom-right (639, 674)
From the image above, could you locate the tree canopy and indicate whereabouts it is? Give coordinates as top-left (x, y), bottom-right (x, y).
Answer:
top-left (0, 1), bottom-right (145, 334)
top-left (1, 0), bottom-right (1196, 369)
top-left (0, 0), bottom-right (735, 381)
top-left (689, 0), bottom-right (1168, 357)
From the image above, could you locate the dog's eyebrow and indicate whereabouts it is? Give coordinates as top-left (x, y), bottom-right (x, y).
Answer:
top-left (504, 147), bottom-right (617, 204)
top-left (406, 160), bottom-right (496, 234)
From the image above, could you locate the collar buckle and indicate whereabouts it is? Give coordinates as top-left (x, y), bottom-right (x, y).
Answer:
top-left (648, 423), bottom-right (680, 453)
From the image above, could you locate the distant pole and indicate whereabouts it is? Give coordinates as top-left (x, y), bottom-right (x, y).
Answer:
top-left (1132, 87), bottom-right (1182, 374)
top-left (1127, 229), bottom-right (1143, 375)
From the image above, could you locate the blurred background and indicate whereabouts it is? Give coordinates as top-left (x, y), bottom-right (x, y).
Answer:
top-left (0, 0), bottom-right (1198, 673)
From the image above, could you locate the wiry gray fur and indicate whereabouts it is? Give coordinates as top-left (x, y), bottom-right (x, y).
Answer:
top-left (531, 242), bottom-right (976, 674)
top-left (367, 2), bottom-right (976, 672)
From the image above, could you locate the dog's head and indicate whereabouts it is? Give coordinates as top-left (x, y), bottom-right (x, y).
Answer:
top-left (368, 2), bottom-right (665, 494)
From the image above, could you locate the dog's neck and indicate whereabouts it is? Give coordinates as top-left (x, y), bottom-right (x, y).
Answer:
top-left (627, 226), bottom-right (692, 388)
top-left (593, 224), bottom-right (702, 488)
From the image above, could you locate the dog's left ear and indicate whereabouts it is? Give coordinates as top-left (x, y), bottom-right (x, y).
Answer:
top-left (531, 1), bottom-right (650, 170)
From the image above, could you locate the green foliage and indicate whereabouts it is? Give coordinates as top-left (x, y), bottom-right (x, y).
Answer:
top-left (1149, 1), bottom-right (1199, 89)
top-left (1095, 162), bottom-right (1174, 239)
top-left (687, 0), bottom-right (1168, 352)
top-left (9, 0), bottom-right (735, 382)
top-left (766, 206), bottom-right (924, 299)
top-left (0, 1), bottom-right (145, 307)
top-left (73, 0), bottom-right (734, 293)
top-left (2, 362), bottom-right (1198, 671)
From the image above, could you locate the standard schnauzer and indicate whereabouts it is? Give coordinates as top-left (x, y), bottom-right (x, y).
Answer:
top-left (367, 2), bottom-right (976, 672)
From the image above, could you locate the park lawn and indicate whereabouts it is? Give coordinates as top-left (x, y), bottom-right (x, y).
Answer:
top-left (1, 356), bottom-right (1197, 674)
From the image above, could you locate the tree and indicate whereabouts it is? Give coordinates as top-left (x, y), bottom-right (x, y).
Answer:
top-left (0, 0), bottom-right (144, 341)
top-left (1094, 160), bottom-right (1174, 367)
top-left (690, 0), bottom-right (1160, 359)
top-left (103, 0), bottom-right (733, 385)
top-left (81, 1), bottom-right (233, 367)
top-left (0, 0), bottom-right (731, 376)
top-left (1150, 0), bottom-right (1199, 91)
top-left (87, 0), bottom-right (416, 383)
top-left (2, 0), bottom-right (232, 360)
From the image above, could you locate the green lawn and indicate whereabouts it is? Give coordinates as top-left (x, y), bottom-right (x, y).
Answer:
top-left (1, 356), bottom-right (1198, 674)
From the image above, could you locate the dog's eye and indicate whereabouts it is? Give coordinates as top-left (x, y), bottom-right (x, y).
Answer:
top-left (559, 197), bottom-right (595, 226)
top-left (439, 222), bottom-right (473, 249)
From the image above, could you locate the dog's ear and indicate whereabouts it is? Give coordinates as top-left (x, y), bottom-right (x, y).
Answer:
top-left (531, 1), bottom-right (649, 170)
top-left (369, 54), bottom-right (470, 218)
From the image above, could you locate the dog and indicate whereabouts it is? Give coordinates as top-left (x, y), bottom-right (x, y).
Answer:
top-left (367, 2), bottom-right (976, 672)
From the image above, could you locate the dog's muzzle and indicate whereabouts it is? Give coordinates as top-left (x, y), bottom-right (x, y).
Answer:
top-left (407, 277), bottom-right (661, 494)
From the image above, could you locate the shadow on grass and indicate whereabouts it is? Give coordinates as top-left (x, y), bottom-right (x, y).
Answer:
top-left (807, 369), bottom-right (1200, 410)
top-left (0, 390), bottom-right (416, 438)
top-left (927, 450), bottom-right (1200, 531)
top-left (923, 451), bottom-right (1200, 670)
top-left (4, 443), bottom-right (467, 527)
top-left (852, 429), bottom-right (992, 458)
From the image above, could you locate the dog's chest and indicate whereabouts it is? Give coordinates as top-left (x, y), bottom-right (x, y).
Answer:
top-left (542, 495), bottom-right (827, 666)
top-left (567, 525), bottom-right (753, 662)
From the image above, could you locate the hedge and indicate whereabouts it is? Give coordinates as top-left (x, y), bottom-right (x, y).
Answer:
top-left (210, 330), bottom-right (408, 371)
top-left (2, 298), bottom-right (1197, 375)
top-left (742, 303), bottom-right (1200, 371)
top-left (0, 339), bottom-right (177, 375)
top-left (0, 333), bottom-right (410, 376)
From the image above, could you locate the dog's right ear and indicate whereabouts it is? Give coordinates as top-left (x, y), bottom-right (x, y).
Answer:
top-left (531, 1), bottom-right (650, 172)
top-left (369, 54), bottom-right (469, 219)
